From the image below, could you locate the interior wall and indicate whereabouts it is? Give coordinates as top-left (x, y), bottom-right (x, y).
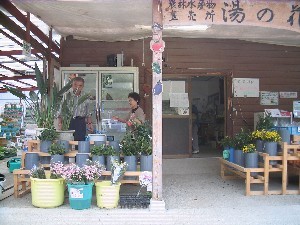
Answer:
top-left (61, 37), bottom-right (300, 135)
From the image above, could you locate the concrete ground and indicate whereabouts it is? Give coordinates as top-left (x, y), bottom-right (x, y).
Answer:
top-left (0, 150), bottom-right (300, 225)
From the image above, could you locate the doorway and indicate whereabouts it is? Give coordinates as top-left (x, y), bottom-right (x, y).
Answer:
top-left (191, 76), bottom-right (226, 158)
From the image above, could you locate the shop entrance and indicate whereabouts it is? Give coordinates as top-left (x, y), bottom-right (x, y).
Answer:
top-left (191, 75), bottom-right (226, 158)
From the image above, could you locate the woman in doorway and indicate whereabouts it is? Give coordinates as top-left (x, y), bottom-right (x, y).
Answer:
top-left (112, 92), bottom-right (145, 128)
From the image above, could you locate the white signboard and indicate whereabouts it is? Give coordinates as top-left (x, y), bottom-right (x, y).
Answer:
top-left (279, 92), bottom-right (298, 98)
top-left (260, 91), bottom-right (279, 105)
top-left (233, 78), bottom-right (259, 97)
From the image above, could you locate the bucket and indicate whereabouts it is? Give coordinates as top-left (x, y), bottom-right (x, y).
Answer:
top-left (95, 181), bottom-right (121, 209)
top-left (68, 183), bottom-right (93, 210)
top-left (31, 177), bottom-right (65, 208)
top-left (7, 158), bottom-right (21, 173)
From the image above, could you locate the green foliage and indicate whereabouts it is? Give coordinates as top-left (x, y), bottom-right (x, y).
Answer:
top-left (256, 114), bottom-right (273, 131)
top-left (120, 132), bottom-right (138, 156)
top-left (233, 129), bottom-right (252, 150)
top-left (91, 144), bottom-right (106, 156)
top-left (38, 128), bottom-right (58, 141)
top-left (105, 145), bottom-right (118, 156)
top-left (29, 165), bottom-right (46, 179)
top-left (132, 121), bottom-right (152, 156)
top-left (5, 63), bottom-right (72, 128)
top-left (220, 136), bottom-right (234, 148)
top-left (48, 143), bottom-right (65, 155)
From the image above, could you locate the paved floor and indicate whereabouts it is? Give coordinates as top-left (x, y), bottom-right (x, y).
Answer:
top-left (0, 152), bottom-right (300, 225)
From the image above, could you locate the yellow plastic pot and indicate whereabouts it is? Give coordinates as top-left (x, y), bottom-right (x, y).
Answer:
top-left (95, 181), bottom-right (121, 209)
top-left (30, 177), bottom-right (65, 208)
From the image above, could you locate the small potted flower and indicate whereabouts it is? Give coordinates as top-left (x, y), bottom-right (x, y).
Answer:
top-left (261, 130), bottom-right (281, 165)
top-left (242, 144), bottom-right (258, 176)
top-left (220, 136), bottom-right (234, 162)
top-left (29, 162), bottom-right (65, 208)
top-left (38, 128), bottom-right (58, 153)
top-left (90, 144), bottom-right (106, 165)
top-left (251, 130), bottom-right (265, 152)
top-left (48, 142), bottom-right (65, 164)
top-left (95, 160), bottom-right (127, 209)
top-left (61, 159), bottom-right (105, 210)
top-left (233, 129), bottom-right (252, 167)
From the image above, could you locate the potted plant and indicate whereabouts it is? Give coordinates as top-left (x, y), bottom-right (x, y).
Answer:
top-left (256, 114), bottom-right (273, 131)
top-left (49, 143), bottom-right (65, 163)
top-left (61, 160), bottom-right (105, 210)
top-left (95, 160), bottom-right (127, 209)
top-left (5, 63), bottom-right (72, 129)
top-left (29, 163), bottom-right (65, 208)
top-left (105, 145), bottom-right (120, 171)
top-left (261, 130), bottom-right (281, 165)
top-left (242, 143), bottom-right (258, 176)
top-left (120, 132), bottom-right (138, 173)
top-left (38, 128), bottom-right (58, 153)
top-left (233, 129), bottom-right (251, 167)
top-left (134, 121), bottom-right (152, 171)
top-left (220, 136), bottom-right (235, 162)
top-left (90, 144), bottom-right (106, 165)
top-left (251, 130), bottom-right (265, 152)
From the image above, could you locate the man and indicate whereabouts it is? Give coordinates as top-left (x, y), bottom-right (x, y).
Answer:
top-left (58, 77), bottom-right (93, 141)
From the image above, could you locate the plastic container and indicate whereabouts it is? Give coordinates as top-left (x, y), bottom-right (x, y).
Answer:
top-left (30, 177), bottom-right (65, 208)
top-left (95, 181), bottom-right (121, 209)
top-left (7, 158), bottom-right (21, 172)
top-left (67, 183), bottom-right (93, 210)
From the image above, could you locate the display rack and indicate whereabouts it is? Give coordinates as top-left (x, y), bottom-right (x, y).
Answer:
top-left (0, 103), bottom-right (23, 138)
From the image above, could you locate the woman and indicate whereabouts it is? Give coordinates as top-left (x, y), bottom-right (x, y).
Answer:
top-left (112, 92), bottom-right (145, 127)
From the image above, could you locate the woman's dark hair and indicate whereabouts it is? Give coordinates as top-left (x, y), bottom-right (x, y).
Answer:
top-left (128, 92), bottom-right (141, 104)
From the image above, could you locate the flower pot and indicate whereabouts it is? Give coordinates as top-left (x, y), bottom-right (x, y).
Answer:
top-left (78, 141), bottom-right (90, 153)
top-left (124, 155), bottom-right (137, 179)
top-left (67, 183), bottom-right (93, 210)
top-left (95, 181), bottom-right (121, 209)
top-left (40, 156), bottom-right (51, 165)
top-left (51, 155), bottom-right (65, 164)
top-left (278, 129), bottom-right (290, 144)
top-left (76, 153), bottom-right (90, 167)
top-left (255, 140), bottom-right (264, 164)
top-left (140, 154), bottom-right (153, 171)
top-left (40, 140), bottom-right (52, 153)
top-left (31, 177), bottom-right (65, 208)
top-left (234, 149), bottom-right (245, 167)
top-left (106, 155), bottom-right (120, 171)
top-left (94, 141), bottom-right (106, 146)
top-left (25, 152), bottom-right (40, 170)
top-left (57, 130), bottom-right (75, 141)
top-left (92, 155), bottom-right (105, 166)
top-left (264, 141), bottom-right (278, 165)
top-left (245, 152), bottom-right (258, 177)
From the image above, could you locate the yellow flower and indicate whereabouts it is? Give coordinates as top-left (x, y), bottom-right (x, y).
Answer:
top-left (242, 144), bottom-right (256, 153)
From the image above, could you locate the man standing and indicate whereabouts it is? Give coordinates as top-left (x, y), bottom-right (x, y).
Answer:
top-left (58, 77), bottom-right (93, 141)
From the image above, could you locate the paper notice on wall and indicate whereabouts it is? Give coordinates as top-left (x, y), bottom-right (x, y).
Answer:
top-left (162, 81), bottom-right (185, 100)
top-left (233, 78), bottom-right (259, 97)
top-left (260, 91), bottom-right (279, 105)
top-left (170, 93), bottom-right (189, 107)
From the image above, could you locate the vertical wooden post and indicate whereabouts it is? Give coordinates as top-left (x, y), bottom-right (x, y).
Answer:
top-left (25, 12), bottom-right (30, 43)
top-left (151, 0), bottom-right (164, 204)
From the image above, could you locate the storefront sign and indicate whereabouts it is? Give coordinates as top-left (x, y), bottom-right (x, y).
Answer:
top-left (279, 92), bottom-right (298, 98)
top-left (163, 0), bottom-right (300, 33)
top-left (260, 91), bottom-right (279, 105)
top-left (233, 78), bottom-right (259, 97)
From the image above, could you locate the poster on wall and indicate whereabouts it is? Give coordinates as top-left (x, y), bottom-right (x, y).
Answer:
top-left (233, 78), bottom-right (259, 97)
top-left (260, 91), bottom-right (279, 105)
top-left (279, 92), bottom-right (298, 98)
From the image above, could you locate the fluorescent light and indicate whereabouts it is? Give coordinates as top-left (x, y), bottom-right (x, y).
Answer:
top-left (164, 25), bottom-right (210, 31)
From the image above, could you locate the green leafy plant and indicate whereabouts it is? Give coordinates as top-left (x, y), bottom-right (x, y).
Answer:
top-left (256, 114), bottom-right (273, 131)
top-left (120, 132), bottom-right (138, 156)
top-left (29, 165), bottom-right (46, 179)
top-left (48, 143), bottom-right (65, 155)
top-left (233, 129), bottom-right (252, 150)
top-left (5, 63), bottom-right (72, 129)
top-left (91, 144), bottom-right (106, 156)
top-left (220, 136), bottom-right (234, 148)
top-left (132, 121), bottom-right (152, 156)
top-left (105, 145), bottom-right (118, 156)
top-left (60, 91), bottom-right (91, 131)
top-left (242, 144), bottom-right (256, 153)
top-left (38, 128), bottom-right (58, 141)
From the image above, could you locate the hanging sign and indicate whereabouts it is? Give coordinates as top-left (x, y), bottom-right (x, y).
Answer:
top-left (22, 41), bottom-right (31, 59)
top-left (233, 78), bottom-right (259, 97)
top-left (260, 91), bottom-right (279, 105)
top-left (279, 92), bottom-right (297, 98)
